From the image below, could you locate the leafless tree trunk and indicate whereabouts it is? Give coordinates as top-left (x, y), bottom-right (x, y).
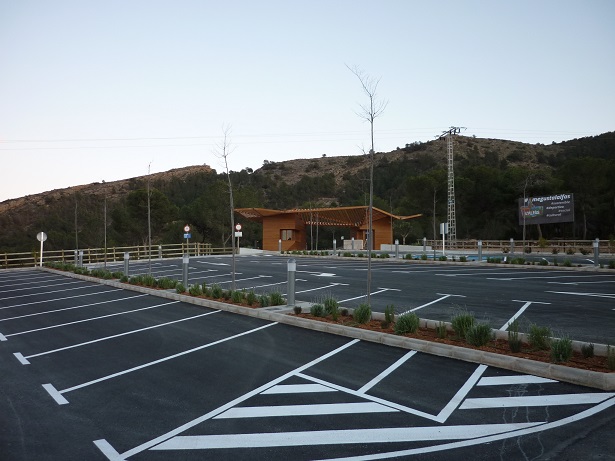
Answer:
top-left (214, 125), bottom-right (237, 291)
top-left (347, 64), bottom-right (387, 306)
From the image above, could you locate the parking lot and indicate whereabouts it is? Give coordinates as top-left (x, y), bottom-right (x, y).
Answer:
top-left (1, 258), bottom-right (614, 460)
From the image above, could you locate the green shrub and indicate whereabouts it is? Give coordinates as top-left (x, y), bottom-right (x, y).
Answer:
top-left (451, 310), bottom-right (475, 339)
top-left (323, 296), bottom-right (339, 320)
top-left (404, 253), bottom-right (413, 260)
top-left (528, 324), bottom-right (551, 350)
top-left (563, 259), bottom-right (572, 267)
top-left (222, 290), bottom-right (231, 300)
top-left (246, 290), bottom-right (257, 306)
top-left (438, 255), bottom-right (447, 261)
top-left (508, 320), bottom-right (522, 352)
top-left (231, 290), bottom-right (244, 303)
top-left (609, 260), bottom-right (615, 269)
top-left (143, 275), bottom-right (156, 287)
top-left (293, 305), bottom-right (302, 314)
top-left (211, 284), bottom-right (222, 299)
top-left (539, 259), bottom-right (549, 266)
top-left (581, 343), bottom-right (594, 358)
top-left (466, 323), bottom-right (493, 347)
top-left (258, 294), bottom-right (270, 307)
top-left (487, 257), bottom-right (502, 264)
top-left (157, 277), bottom-right (176, 289)
top-left (111, 271), bottom-right (123, 279)
top-left (343, 252), bottom-right (352, 257)
top-left (310, 303), bottom-right (324, 317)
top-left (510, 257), bottom-right (526, 265)
top-left (607, 346), bottom-right (615, 371)
top-left (188, 284), bottom-right (203, 296)
top-left (175, 283), bottom-right (186, 294)
top-left (340, 308), bottom-right (349, 316)
top-left (384, 304), bottom-right (395, 324)
top-left (459, 256), bottom-right (467, 262)
top-left (420, 254), bottom-right (427, 261)
top-left (394, 312), bottom-right (419, 335)
top-left (565, 247), bottom-right (575, 255)
top-left (353, 303), bottom-right (372, 324)
top-left (550, 336), bottom-right (573, 363)
top-left (270, 291), bottom-right (285, 306)
top-left (436, 321), bottom-right (447, 339)
top-left (379, 253), bottom-right (389, 259)
top-left (120, 275), bottom-right (129, 283)
top-left (357, 253), bottom-right (364, 257)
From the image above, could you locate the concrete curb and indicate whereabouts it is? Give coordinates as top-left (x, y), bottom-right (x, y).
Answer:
top-left (40, 268), bottom-right (615, 391)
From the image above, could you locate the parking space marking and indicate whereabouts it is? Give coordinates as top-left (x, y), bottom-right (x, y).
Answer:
top-left (399, 293), bottom-right (465, 315)
top-left (243, 279), bottom-right (307, 291)
top-left (262, 384), bottom-right (337, 394)
top-left (293, 282), bottom-right (349, 295)
top-left (18, 310), bottom-right (221, 363)
top-left (94, 338), bottom-right (360, 460)
top-left (42, 383), bottom-right (69, 405)
top-left (0, 284), bottom-right (97, 302)
top-left (0, 274), bottom-right (71, 289)
top-left (477, 375), bottom-right (557, 386)
top-left (546, 291), bottom-right (615, 299)
top-left (153, 423), bottom-right (545, 450)
top-left (0, 280), bottom-right (85, 294)
top-left (500, 300), bottom-right (550, 330)
top-left (549, 280), bottom-right (615, 285)
top-left (47, 322), bottom-right (278, 404)
top-left (6, 300), bottom-right (179, 338)
top-left (215, 402), bottom-right (397, 419)
top-left (460, 393), bottom-right (614, 410)
top-left (358, 350), bottom-right (417, 393)
top-left (0, 289), bottom-right (124, 312)
top-left (488, 274), bottom-right (615, 281)
top-left (0, 294), bottom-right (146, 323)
top-left (321, 397), bottom-right (615, 461)
top-left (217, 275), bottom-right (272, 285)
top-left (339, 288), bottom-right (400, 304)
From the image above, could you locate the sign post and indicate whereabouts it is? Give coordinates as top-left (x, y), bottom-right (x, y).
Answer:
top-left (36, 232), bottom-right (47, 267)
top-left (234, 223), bottom-right (242, 255)
top-left (440, 223), bottom-right (448, 256)
top-left (184, 225), bottom-right (191, 255)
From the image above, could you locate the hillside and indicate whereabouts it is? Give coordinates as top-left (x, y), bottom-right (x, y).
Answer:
top-left (1, 132), bottom-right (614, 253)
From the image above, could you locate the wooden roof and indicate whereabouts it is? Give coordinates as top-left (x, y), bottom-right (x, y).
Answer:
top-left (235, 206), bottom-right (421, 227)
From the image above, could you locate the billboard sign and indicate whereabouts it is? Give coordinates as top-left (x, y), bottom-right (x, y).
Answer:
top-left (518, 193), bottom-right (574, 225)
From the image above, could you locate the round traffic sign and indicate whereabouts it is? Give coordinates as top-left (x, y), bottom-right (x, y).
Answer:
top-left (36, 232), bottom-right (47, 242)
top-left (235, 223), bottom-right (242, 231)
top-left (184, 225), bottom-right (190, 232)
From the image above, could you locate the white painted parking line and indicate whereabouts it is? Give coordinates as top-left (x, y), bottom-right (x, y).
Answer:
top-left (293, 282), bottom-right (349, 295)
top-left (13, 352), bottom-right (29, 364)
top-left (488, 274), bottom-right (615, 281)
top-left (42, 384), bottom-right (69, 405)
top-left (0, 332), bottom-right (6, 341)
top-left (549, 280), bottom-right (615, 285)
top-left (94, 339), bottom-right (360, 459)
top-left (399, 293), bottom-right (465, 315)
top-left (52, 322), bottom-right (278, 403)
top-left (197, 261), bottom-right (229, 266)
top-left (547, 290), bottom-right (615, 299)
top-left (243, 279), bottom-right (307, 291)
top-left (0, 279), bottom-right (85, 294)
top-left (0, 294), bottom-right (146, 323)
top-left (0, 274), bottom-right (71, 289)
top-left (0, 289), bottom-right (123, 312)
top-left (499, 300), bottom-right (550, 331)
top-left (0, 284), bottom-right (97, 302)
top-left (6, 301), bottom-right (179, 338)
top-left (358, 351), bottom-right (417, 394)
top-left (460, 393), bottom-right (615, 409)
top-left (339, 288), bottom-right (397, 303)
top-left (477, 375), bottom-right (557, 386)
top-left (217, 275), bottom-right (272, 285)
top-left (215, 402), bottom-right (397, 419)
top-left (19, 310), bottom-right (221, 362)
top-left (262, 384), bottom-right (337, 394)
top-left (151, 422), bottom-right (544, 450)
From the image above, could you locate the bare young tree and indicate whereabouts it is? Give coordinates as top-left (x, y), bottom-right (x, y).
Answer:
top-left (214, 124), bottom-right (237, 290)
top-left (347, 64), bottom-right (387, 305)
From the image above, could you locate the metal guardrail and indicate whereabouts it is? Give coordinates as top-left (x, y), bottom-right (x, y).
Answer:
top-left (1, 243), bottom-right (234, 269)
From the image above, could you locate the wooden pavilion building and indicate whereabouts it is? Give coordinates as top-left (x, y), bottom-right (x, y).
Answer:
top-left (235, 206), bottom-right (421, 252)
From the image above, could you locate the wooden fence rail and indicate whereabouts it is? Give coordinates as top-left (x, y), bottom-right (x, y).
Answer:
top-left (1, 243), bottom-right (233, 269)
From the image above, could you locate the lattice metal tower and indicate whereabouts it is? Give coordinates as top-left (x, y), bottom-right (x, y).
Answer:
top-left (439, 127), bottom-right (464, 244)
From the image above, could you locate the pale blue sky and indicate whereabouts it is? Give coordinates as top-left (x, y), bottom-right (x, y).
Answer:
top-left (1, 0), bottom-right (613, 201)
